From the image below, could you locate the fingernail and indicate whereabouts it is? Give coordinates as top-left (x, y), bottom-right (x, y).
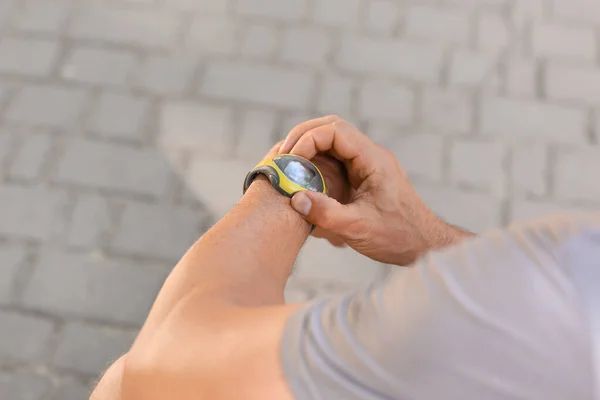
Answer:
top-left (292, 192), bottom-right (311, 216)
top-left (278, 142), bottom-right (286, 153)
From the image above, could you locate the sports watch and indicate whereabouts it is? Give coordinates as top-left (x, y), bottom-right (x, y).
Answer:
top-left (243, 154), bottom-right (326, 198)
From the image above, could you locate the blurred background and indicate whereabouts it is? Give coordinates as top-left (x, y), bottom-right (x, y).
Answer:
top-left (1, 0), bottom-right (600, 398)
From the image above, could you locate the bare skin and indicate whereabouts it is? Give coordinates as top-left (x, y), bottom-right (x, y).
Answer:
top-left (91, 116), bottom-right (472, 400)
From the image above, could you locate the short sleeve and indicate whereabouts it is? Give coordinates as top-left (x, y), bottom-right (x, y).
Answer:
top-left (281, 213), bottom-right (598, 400)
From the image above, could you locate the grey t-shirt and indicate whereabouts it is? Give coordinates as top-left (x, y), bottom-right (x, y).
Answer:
top-left (281, 213), bottom-right (600, 399)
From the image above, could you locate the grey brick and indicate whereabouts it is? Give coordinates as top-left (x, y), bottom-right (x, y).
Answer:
top-left (9, 132), bottom-right (52, 181)
top-left (6, 85), bottom-right (88, 128)
top-left (0, 0), bottom-right (18, 30)
top-left (241, 24), bottom-right (278, 58)
top-left (477, 14), bottom-right (510, 49)
top-left (0, 245), bottom-right (25, 303)
top-left (512, 0), bottom-right (544, 26)
top-left (0, 371), bottom-right (51, 400)
top-left (414, 183), bottom-right (502, 232)
top-left (0, 311), bottom-right (54, 363)
top-left (54, 379), bottom-right (91, 400)
top-left (450, 140), bottom-right (506, 194)
top-left (23, 248), bottom-right (168, 324)
top-left (56, 139), bottom-right (171, 198)
top-left (317, 74), bottom-right (353, 116)
top-left (88, 92), bottom-right (149, 140)
top-left (110, 201), bottom-right (204, 261)
top-left (364, 122), bottom-right (399, 146)
top-left (236, 109), bottom-right (277, 162)
top-left (512, 144), bottom-right (547, 197)
top-left (281, 27), bottom-right (332, 66)
top-left (200, 61), bottom-right (314, 109)
top-left (406, 5), bottom-right (469, 44)
top-left (134, 55), bottom-right (196, 96)
top-left (282, 113), bottom-right (314, 133)
top-left (510, 200), bottom-right (581, 222)
top-left (170, 0), bottom-right (230, 12)
top-left (449, 49), bottom-right (499, 87)
top-left (421, 89), bottom-right (472, 134)
top-left (546, 63), bottom-right (600, 105)
top-left (61, 47), bottom-right (137, 86)
top-left (67, 194), bottom-right (111, 248)
top-left (358, 80), bottom-right (413, 123)
top-left (0, 186), bottom-right (68, 241)
top-left (481, 96), bottom-right (586, 143)
top-left (160, 101), bottom-right (235, 155)
top-left (551, 0), bottom-right (600, 24)
top-left (507, 59), bottom-right (536, 98)
top-left (187, 16), bottom-right (237, 55)
top-left (337, 36), bottom-right (443, 82)
top-left (69, 5), bottom-right (179, 48)
top-left (365, 0), bottom-right (399, 35)
top-left (312, 0), bottom-right (360, 27)
top-left (388, 132), bottom-right (444, 182)
top-left (12, 1), bottom-right (70, 34)
top-left (53, 323), bottom-right (135, 375)
top-left (237, 0), bottom-right (308, 20)
top-left (555, 148), bottom-right (600, 202)
top-left (533, 23), bottom-right (595, 60)
top-left (0, 38), bottom-right (59, 77)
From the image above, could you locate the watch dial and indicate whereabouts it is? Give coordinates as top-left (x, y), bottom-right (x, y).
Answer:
top-left (283, 160), bottom-right (315, 186)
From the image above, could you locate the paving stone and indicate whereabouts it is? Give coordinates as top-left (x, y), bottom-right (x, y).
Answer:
top-left (421, 89), bottom-right (472, 134)
top-left (134, 55), bottom-right (197, 96)
top-left (56, 139), bottom-right (171, 198)
top-left (23, 248), bottom-right (168, 325)
top-left (69, 5), bottom-right (179, 48)
top-left (511, 144), bottom-right (547, 197)
top-left (481, 96), bottom-right (586, 143)
top-left (0, 0), bottom-right (18, 30)
top-left (281, 27), bottom-right (332, 66)
top-left (358, 80), bottom-right (413, 123)
top-left (67, 194), bottom-right (111, 249)
top-left (0, 245), bottom-right (25, 303)
top-left (337, 36), bottom-right (443, 82)
top-left (160, 101), bottom-right (235, 156)
top-left (0, 311), bottom-right (54, 363)
top-left (317, 74), bottom-right (354, 116)
top-left (5, 84), bottom-right (88, 128)
top-left (388, 132), bottom-right (444, 182)
top-left (506, 59), bottom-right (536, 98)
top-left (53, 323), bottom-right (135, 376)
top-left (12, 0), bottom-right (71, 34)
top-left (532, 23), bottom-right (595, 60)
top-left (295, 238), bottom-right (385, 285)
top-left (8, 132), bottom-right (51, 181)
top-left (364, 0), bottom-right (398, 35)
top-left (477, 13), bottom-right (510, 49)
top-left (169, 0), bottom-right (230, 12)
top-left (546, 63), bottom-right (600, 105)
top-left (187, 16), bottom-right (237, 55)
top-left (414, 182), bottom-right (503, 232)
top-left (312, 0), bottom-right (360, 27)
top-left (555, 148), bottom-right (600, 202)
top-left (54, 378), bottom-right (91, 400)
top-left (0, 371), bottom-right (52, 400)
top-left (449, 49), bottom-right (499, 87)
top-left (61, 47), bottom-right (137, 86)
top-left (237, 0), bottom-right (308, 20)
top-left (449, 139), bottom-right (506, 194)
top-left (241, 24), bottom-right (278, 58)
top-left (0, 37), bottom-right (60, 77)
top-left (200, 61), bottom-right (314, 109)
top-left (110, 201), bottom-right (204, 261)
top-left (0, 129), bottom-right (12, 175)
top-left (236, 109), bottom-right (278, 162)
top-left (551, 0), bottom-right (600, 24)
top-left (88, 92), bottom-right (149, 140)
top-left (406, 5), bottom-right (469, 44)
top-left (0, 186), bottom-right (68, 241)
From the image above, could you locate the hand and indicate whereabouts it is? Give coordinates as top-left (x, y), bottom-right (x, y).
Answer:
top-left (279, 115), bottom-right (471, 265)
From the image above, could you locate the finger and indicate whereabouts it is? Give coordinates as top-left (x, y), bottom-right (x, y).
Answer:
top-left (291, 190), bottom-right (360, 235)
top-left (279, 115), bottom-right (339, 154)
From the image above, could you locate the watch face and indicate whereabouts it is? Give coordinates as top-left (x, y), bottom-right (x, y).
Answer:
top-left (274, 155), bottom-right (323, 192)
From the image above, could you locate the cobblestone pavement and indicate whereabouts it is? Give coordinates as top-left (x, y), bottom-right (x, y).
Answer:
top-left (1, 0), bottom-right (600, 398)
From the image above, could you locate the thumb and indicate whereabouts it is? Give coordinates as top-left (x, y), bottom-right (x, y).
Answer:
top-left (291, 191), bottom-right (358, 234)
